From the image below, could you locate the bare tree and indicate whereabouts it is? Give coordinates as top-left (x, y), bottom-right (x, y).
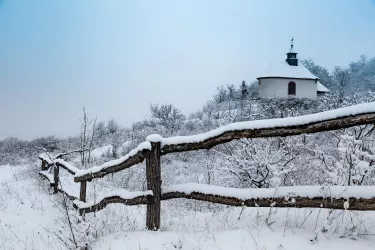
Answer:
top-left (79, 107), bottom-right (98, 168)
top-left (106, 119), bottom-right (123, 158)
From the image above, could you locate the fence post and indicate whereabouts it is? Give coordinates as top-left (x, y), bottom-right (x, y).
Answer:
top-left (146, 141), bottom-right (161, 230)
top-left (53, 163), bottom-right (59, 194)
top-left (41, 160), bottom-right (46, 171)
top-left (79, 181), bottom-right (87, 216)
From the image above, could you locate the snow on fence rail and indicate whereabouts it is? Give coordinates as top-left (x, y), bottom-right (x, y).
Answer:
top-left (72, 184), bottom-right (375, 214)
top-left (73, 189), bottom-right (153, 213)
top-left (74, 141), bottom-right (151, 182)
top-left (161, 184), bottom-right (375, 211)
top-left (39, 102), bottom-right (375, 231)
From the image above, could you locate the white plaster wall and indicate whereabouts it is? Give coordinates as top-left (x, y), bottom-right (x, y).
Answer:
top-left (258, 78), bottom-right (317, 99)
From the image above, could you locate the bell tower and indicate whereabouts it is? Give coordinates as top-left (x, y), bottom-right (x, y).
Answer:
top-left (286, 38), bottom-right (298, 66)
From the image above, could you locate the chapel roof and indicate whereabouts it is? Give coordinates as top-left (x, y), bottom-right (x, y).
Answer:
top-left (317, 81), bottom-right (329, 93)
top-left (257, 61), bottom-right (319, 80)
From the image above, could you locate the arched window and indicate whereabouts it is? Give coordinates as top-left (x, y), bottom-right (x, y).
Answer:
top-left (288, 81), bottom-right (296, 95)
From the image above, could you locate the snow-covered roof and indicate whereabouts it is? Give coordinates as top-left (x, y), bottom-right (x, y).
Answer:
top-left (257, 61), bottom-right (319, 80)
top-left (317, 81), bottom-right (329, 93)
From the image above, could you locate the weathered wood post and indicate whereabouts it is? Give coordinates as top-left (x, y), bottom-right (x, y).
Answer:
top-left (41, 160), bottom-right (46, 171)
top-left (146, 136), bottom-right (162, 231)
top-left (53, 163), bottom-right (59, 194)
top-left (80, 181), bottom-right (87, 202)
top-left (79, 180), bottom-right (87, 216)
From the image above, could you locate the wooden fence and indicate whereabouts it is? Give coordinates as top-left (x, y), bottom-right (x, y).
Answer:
top-left (39, 154), bottom-right (80, 200)
top-left (39, 103), bottom-right (375, 231)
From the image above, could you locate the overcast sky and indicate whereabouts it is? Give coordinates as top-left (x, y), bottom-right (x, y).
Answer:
top-left (0, 0), bottom-right (375, 140)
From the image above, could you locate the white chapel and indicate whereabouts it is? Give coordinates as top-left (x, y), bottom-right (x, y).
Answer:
top-left (257, 40), bottom-right (329, 99)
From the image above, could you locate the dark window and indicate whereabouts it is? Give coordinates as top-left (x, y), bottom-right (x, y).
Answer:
top-left (288, 81), bottom-right (296, 95)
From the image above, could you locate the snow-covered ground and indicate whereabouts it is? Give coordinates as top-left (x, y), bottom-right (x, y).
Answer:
top-left (94, 229), bottom-right (374, 250)
top-left (91, 201), bottom-right (375, 250)
top-left (1, 164), bottom-right (375, 249)
top-left (0, 165), bottom-right (67, 249)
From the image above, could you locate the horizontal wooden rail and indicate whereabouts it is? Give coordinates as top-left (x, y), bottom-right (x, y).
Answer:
top-left (161, 112), bottom-right (375, 154)
top-left (73, 189), bottom-right (153, 214)
top-left (39, 158), bottom-right (78, 175)
top-left (73, 194), bottom-right (151, 214)
top-left (161, 184), bottom-right (375, 211)
top-left (74, 149), bottom-right (149, 182)
top-left (54, 159), bottom-right (79, 175)
top-left (73, 191), bottom-right (375, 213)
top-left (39, 149), bottom-right (87, 162)
top-left (56, 163), bottom-right (75, 175)
top-left (74, 144), bottom-right (151, 182)
top-left (161, 192), bottom-right (375, 211)
top-left (72, 184), bottom-right (375, 213)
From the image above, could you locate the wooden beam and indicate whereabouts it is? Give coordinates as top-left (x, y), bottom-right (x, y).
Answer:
top-left (71, 190), bottom-right (375, 213)
top-left (161, 192), bottom-right (375, 211)
top-left (56, 162), bottom-right (76, 175)
top-left (74, 149), bottom-right (150, 182)
top-left (146, 142), bottom-right (161, 231)
top-left (74, 195), bottom-right (151, 214)
top-left (161, 113), bottom-right (375, 154)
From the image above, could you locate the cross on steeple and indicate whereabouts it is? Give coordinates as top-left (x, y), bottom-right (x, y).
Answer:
top-left (290, 37), bottom-right (294, 52)
top-left (286, 38), bottom-right (298, 66)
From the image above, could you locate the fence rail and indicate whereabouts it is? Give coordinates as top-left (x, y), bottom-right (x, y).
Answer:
top-left (39, 102), bottom-right (375, 231)
top-left (73, 146), bottom-right (150, 182)
top-left (72, 187), bottom-right (375, 214)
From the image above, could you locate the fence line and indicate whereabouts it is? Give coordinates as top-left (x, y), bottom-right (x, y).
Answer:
top-left (39, 159), bottom-right (375, 213)
top-left (38, 102), bottom-right (375, 231)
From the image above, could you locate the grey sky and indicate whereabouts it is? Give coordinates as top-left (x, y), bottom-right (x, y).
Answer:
top-left (0, 0), bottom-right (374, 140)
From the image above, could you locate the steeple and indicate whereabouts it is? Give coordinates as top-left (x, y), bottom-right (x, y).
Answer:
top-left (286, 37), bottom-right (298, 66)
